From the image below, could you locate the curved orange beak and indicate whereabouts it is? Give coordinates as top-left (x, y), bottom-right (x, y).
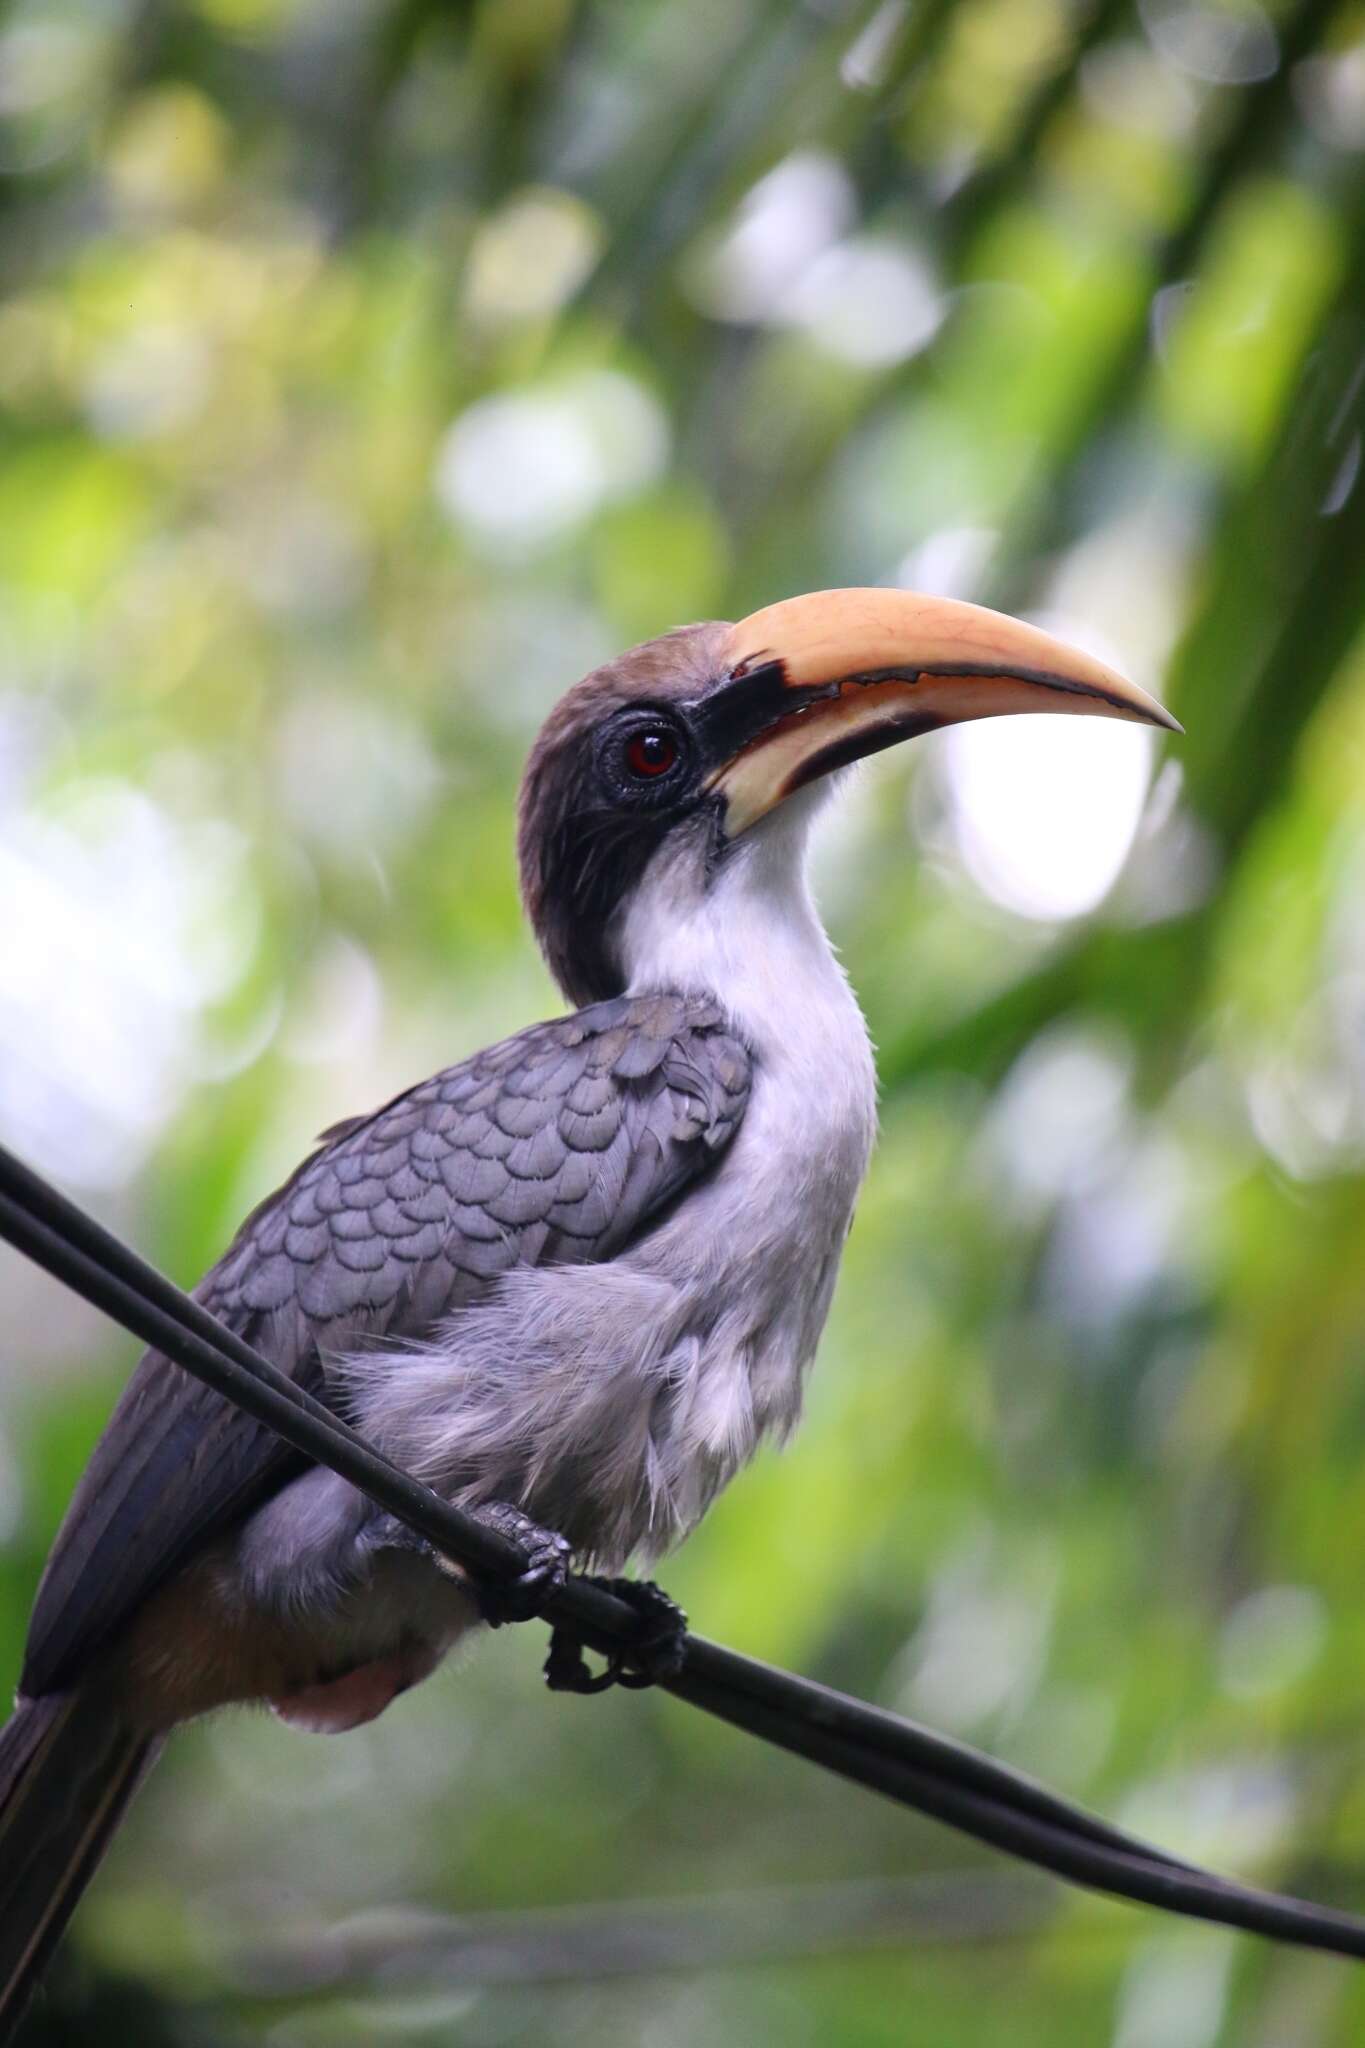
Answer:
top-left (708, 588), bottom-right (1180, 834)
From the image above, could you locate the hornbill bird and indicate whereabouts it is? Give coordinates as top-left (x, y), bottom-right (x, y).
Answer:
top-left (0, 587), bottom-right (1176, 2026)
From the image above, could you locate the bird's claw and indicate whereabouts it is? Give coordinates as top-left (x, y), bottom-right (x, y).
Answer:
top-left (362, 1499), bottom-right (571, 1624)
top-left (469, 1502), bottom-right (573, 1627)
top-left (545, 1577), bottom-right (688, 1694)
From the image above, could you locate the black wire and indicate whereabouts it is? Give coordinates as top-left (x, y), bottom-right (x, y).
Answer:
top-left (0, 1151), bottom-right (529, 1581)
top-left (674, 1643), bottom-right (1198, 1872)
top-left (674, 1671), bottom-right (1365, 1957)
top-left (0, 1173), bottom-right (648, 1652)
top-left (2, 1142), bottom-right (1364, 1962)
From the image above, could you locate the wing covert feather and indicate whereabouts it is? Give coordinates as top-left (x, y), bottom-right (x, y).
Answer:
top-left (22, 995), bottom-right (752, 1695)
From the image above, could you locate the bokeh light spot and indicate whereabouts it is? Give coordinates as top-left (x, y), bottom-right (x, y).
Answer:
top-left (943, 712), bottom-right (1154, 922)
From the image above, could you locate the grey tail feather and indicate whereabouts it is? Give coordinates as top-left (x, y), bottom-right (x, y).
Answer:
top-left (0, 1689), bottom-right (163, 2043)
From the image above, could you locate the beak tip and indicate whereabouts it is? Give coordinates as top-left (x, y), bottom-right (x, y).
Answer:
top-left (1118, 674), bottom-right (1181, 736)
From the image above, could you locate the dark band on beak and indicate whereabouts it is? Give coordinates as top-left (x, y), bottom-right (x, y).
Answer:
top-left (703, 588), bottom-right (1181, 836)
top-left (689, 660), bottom-right (841, 768)
top-left (783, 711), bottom-right (944, 792)
top-left (695, 654), bottom-right (1157, 791)
top-left (781, 659), bottom-right (1163, 722)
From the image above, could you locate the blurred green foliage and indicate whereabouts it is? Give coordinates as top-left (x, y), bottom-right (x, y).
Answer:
top-left (1, 0), bottom-right (1364, 2041)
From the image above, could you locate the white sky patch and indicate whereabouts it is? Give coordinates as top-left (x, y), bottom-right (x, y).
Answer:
top-left (943, 713), bottom-right (1154, 922)
top-left (895, 1539), bottom-right (1057, 1734)
top-left (1217, 1584), bottom-right (1327, 1700)
top-left (281, 933), bottom-right (384, 1067)
top-left (271, 688), bottom-right (441, 862)
top-left (1080, 37), bottom-right (1199, 141)
top-left (1114, 1938), bottom-right (1235, 2048)
top-left (1043, 1133), bottom-right (1188, 1325)
top-left (228, 489), bottom-right (368, 619)
top-left (894, 524), bottom-right (997, 601)
top-left (435, 371), bottom-right (668, 556)
top-left (1119, 1756), bottom-right (1297, 1869)
top-left (841, 0), bottom-right (909, 92)
top-left (1139, 0), bottom-right (1278, 83)
top-left (84, 323), bottom-right (213, 441)
top-left (685, 151), bottom-right (854, 324)
top-left (985, 1029), bottom-right (1134, 1209)
top-left (1294, 46), bottom-right (1365, 151)
top-left (0, 767), bottom-right (255, 1189)
top-left (784, 236), bottom-right (944, 370)
top-left (464, 185), bottom-right (602, 329)
top-left (0, 15), bottom-right (109, 173)
top-left (686, 149), bottom-right (942, 369)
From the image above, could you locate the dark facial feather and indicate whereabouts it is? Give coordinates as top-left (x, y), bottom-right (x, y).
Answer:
top-left (517, 623), bottom-right (730, 1006)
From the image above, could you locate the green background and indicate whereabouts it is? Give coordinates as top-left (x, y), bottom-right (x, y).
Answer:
top-left (1, 0), bottom-right (1364, 2040)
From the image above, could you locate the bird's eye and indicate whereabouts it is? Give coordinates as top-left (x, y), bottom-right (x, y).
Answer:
top-left (624, 728), bottom-right (680, 780)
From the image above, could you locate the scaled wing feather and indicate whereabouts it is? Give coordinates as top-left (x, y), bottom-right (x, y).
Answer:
top-left (22, 995), bottom-right (752, 1696)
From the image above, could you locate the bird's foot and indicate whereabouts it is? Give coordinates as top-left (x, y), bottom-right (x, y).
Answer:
top-left (362, 1499), bottom-right (571, 1626)
top-left (467, 1502), bottom-right (573, 1627)
top-left (545, 1577), bottom-right (688, 1694)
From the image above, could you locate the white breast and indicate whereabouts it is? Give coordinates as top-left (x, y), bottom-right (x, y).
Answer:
top-left (346, 794), bottom-right (877, 1570)
top-left (612, 791), bottom-right (878, 1545)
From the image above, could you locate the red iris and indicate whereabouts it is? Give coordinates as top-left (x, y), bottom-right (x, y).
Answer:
top-left (626, 729), bottom-right (679, 779)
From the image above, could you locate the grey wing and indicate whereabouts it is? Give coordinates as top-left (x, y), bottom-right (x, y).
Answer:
top-left (21, 994), bottom-right (751, 1696)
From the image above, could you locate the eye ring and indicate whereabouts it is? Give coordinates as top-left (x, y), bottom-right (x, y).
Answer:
top-left (624, 728), bottom-right (680, 780)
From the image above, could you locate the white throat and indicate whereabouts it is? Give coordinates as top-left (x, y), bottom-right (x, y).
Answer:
top-left (610, 789), bottom-right (878, 1549)
top-left (617, 792), bottom-right (870, 1070)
